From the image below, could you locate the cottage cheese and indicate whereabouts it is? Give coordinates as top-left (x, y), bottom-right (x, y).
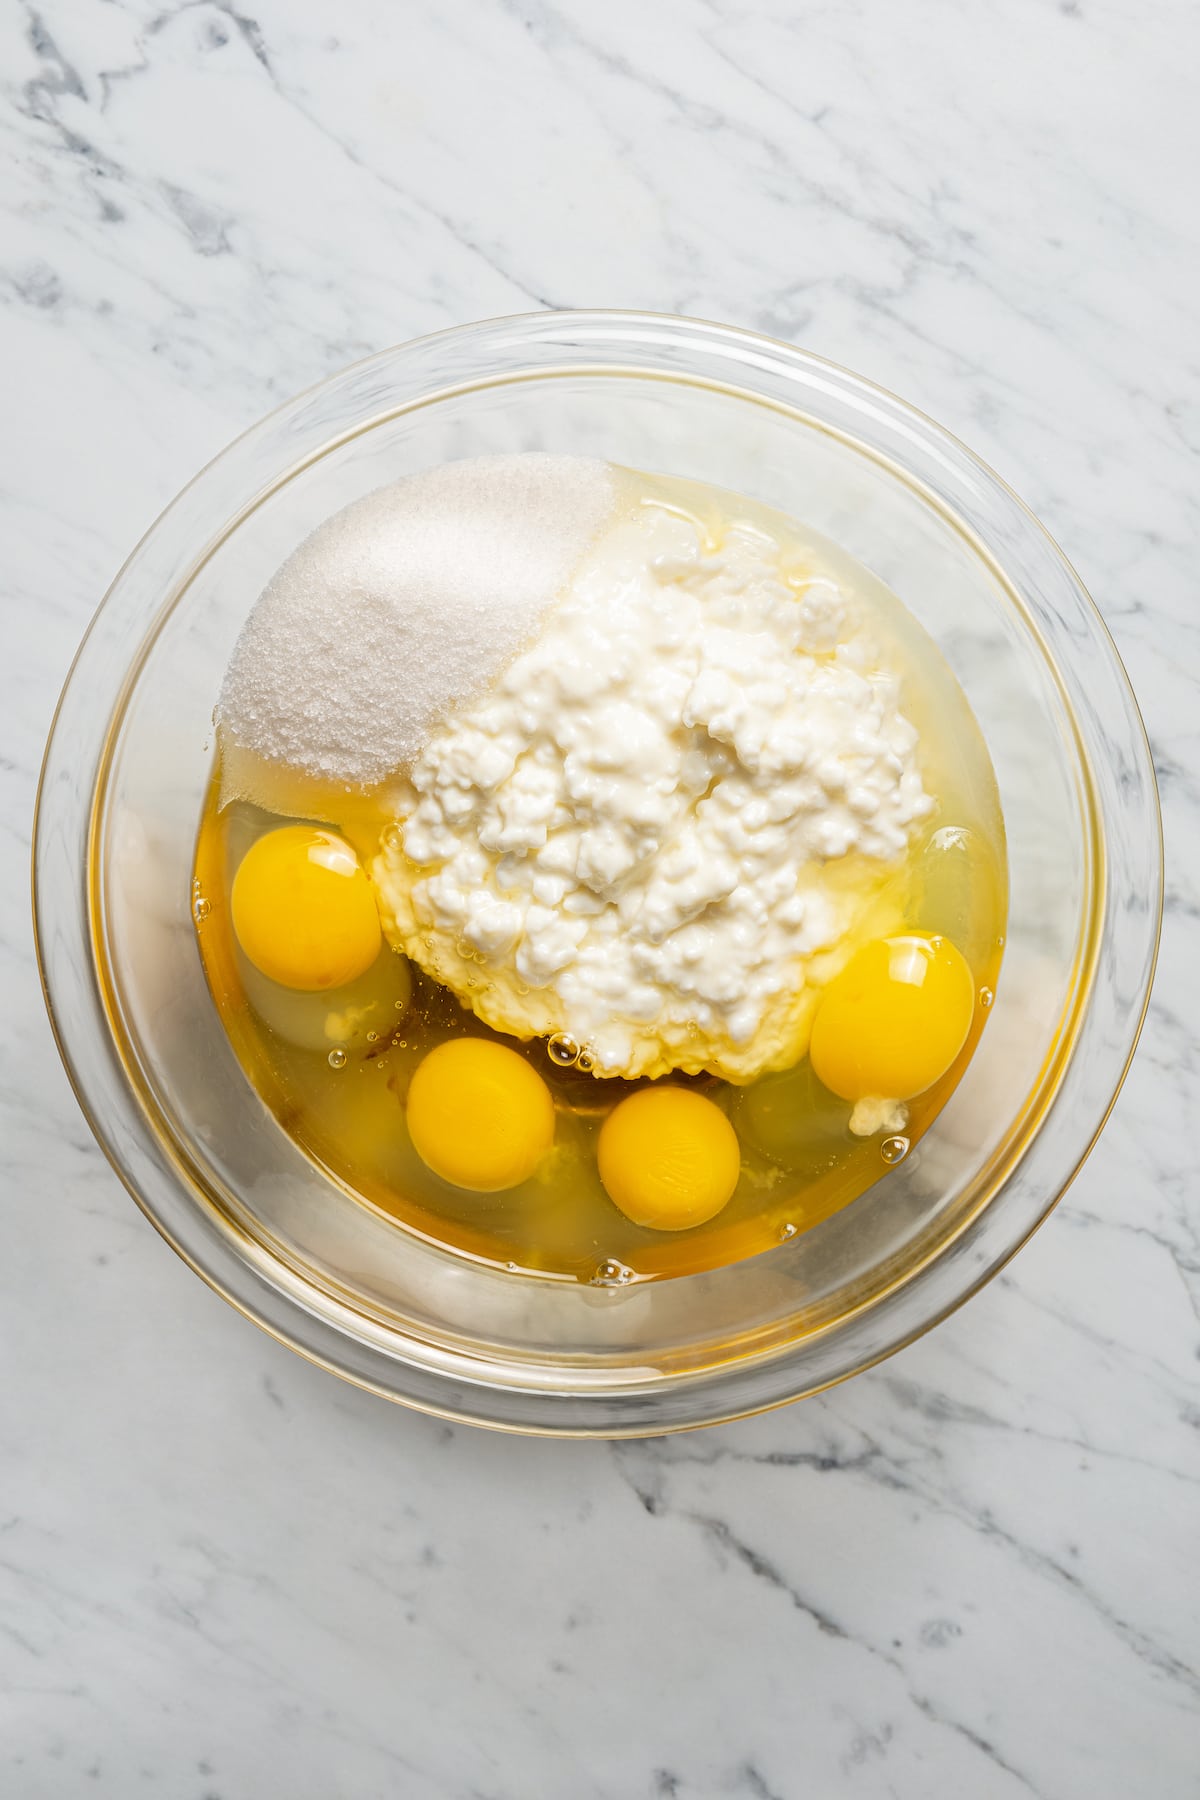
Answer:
top-left (373, 499), bottom-right (933, 1081)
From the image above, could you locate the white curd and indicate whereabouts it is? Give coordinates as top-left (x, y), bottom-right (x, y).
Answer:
top-left (373, 489), bottom-right (932, 1081)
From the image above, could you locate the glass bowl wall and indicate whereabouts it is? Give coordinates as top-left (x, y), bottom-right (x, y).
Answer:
top-left (34, 313), bottom-right (1161, 1433)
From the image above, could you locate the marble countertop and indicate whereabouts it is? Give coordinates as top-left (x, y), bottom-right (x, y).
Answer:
top-left (4, 2), bottom-right (1197, 1795)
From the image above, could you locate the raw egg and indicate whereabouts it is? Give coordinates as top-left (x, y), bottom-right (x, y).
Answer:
top-left (239, 946), bottom-right (411, 1053)
top-left (911, 824), bottom-right (1004, 976)
top-left (598, 1087), bottom-right (740, 1231)
top-left (231, 825), bottom-right (381, 991)
top-left (736, 1057), bottom-right (851, 1170)
top-left (809, 933), bottom-right (974, 1102)
top-left (407, 1039), bottom-right (555, 1192)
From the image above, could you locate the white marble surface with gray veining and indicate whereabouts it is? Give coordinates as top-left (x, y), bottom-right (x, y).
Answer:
top-left (2, 2), bottom-right (1197, 1795)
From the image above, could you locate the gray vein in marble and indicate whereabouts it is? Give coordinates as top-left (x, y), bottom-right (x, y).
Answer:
top-left (686, 1507), bottom-right (1045, 1798)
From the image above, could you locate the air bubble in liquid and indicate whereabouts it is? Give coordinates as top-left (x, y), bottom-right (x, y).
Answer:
top-left (366, 1031), bottom-right (379, 1043)
top-left (505, 1261), bottom-right (518, 1274)
top-left (192, 895), bottom-right (211, 925)
top-left (881, 1135), bottom-right (910, 1165)
top-left (576, 1048), bottom-right (595, 1074)
top-left (779, 1222), bottom-right (797, 1240)
top-left (327, 1048), bottom-right (348, 1070)
top-left (591, 1259), bottom-right (634, 1288)
top-left (382, 823), bottom-right (404, 855)
top-left (548, 1032), bottom-right (581, 1068)
top-left (979, 986), bottom-right (994, 1009)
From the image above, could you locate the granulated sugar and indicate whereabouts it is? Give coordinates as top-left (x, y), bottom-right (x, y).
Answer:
top-left (218, 454), bottom-right (617, 787)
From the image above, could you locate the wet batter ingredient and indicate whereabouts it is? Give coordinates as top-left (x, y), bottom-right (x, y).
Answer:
top-left (194, 459), bottom-right (1006, 1284)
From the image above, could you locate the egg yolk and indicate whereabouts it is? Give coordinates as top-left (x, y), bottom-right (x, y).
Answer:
top-left (231, 825), bottom-right (382, 992)
top-left (406, 1039), bottom-right (555, 1192)
top-left (598, 1087), bottom-right (741, 1231)
top-left (809, 933), bottom-right (975, 1102)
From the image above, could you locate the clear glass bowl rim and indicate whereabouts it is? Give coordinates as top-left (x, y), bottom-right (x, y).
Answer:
top-left (33, 309), bottom-right (1162, 1435)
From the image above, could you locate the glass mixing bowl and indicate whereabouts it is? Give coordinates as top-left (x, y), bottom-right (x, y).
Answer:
top-left (33, 312), bottom-right (1161, 1435)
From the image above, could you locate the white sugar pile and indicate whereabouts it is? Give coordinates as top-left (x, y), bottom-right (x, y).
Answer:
top-left (217, 453), bottom-right (616, 787)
